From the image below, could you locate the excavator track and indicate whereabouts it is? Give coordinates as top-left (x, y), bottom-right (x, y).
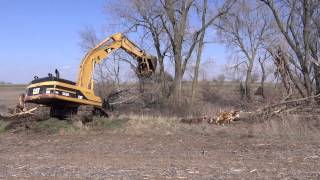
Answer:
top-left (74, 106), bottom-right (94, 123)
top-left (74, 106), bottom-right (109, 123)
top-left (35, 106), bottom-right (51, 120)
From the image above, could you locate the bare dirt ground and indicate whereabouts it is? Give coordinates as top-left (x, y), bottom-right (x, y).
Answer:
top-left (0, 85), bottom-right (320, 179)
top-left (1, 127), bottom-right (320, 179)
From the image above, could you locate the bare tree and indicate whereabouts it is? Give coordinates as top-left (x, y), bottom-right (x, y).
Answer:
top-left (309, 1), bottom-right (320, 96)
top-left (257, 53), bottom-right (269, 98)
top-left (106, 0), bottom-right (233, 103)
top-left (268, 45), bottom-right (306, 99)
top-left (105, 0), bottom-right (171, 97)
top-left (215, 0), bottom-right (271, 100)
top-left (160, 0), bottom-right (234, 102)
top-left (262, 0), bottom-right (320, 98)
top-left (78, 26), bottom-right (98, 52)
top-left (191, 0), bottom-right (207, 105)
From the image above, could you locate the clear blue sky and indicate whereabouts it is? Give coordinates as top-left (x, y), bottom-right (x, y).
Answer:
top-left (0, 0), bottom-right (227, 84)
top-left (0, 0), bottom-right (108, 84)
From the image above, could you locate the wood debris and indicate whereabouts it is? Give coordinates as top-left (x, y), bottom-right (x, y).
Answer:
top-left (0, 93), bottom-right (40, 121)
top-left (253, 94), bottom-right (320, 118)
top-left (7, 107), bottom-right (38, 118)
top-left (180, 111), bottom-right (241, 125)
top-left (212, 111), bottom-right (240, 125)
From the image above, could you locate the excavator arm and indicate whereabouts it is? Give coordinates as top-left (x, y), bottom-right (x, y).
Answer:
top-left (76, 33), bottom-right (157, 90)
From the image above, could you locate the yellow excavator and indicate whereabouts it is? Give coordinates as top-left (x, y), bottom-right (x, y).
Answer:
top-left (24, 33), bottom-right (157, 118)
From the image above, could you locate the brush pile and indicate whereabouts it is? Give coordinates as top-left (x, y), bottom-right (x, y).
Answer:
top-left (254, 94), bottom-right (320, 118)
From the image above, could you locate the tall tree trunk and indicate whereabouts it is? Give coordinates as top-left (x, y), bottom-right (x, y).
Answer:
top-left (245, 60), bottom-right (254, 100)
top-left (314, 65), bottom-right (320, 103)
top-left (303, 68), bottom-right (313, 97)
top-left (150, 30), bottom-right (168, 98)
top-left (157, 56), bottom-right (168, 97)
top-left (191, 0), bottom-right (207, 105)
top-left (172, 57), bottom-right (183, 103)
top-left (312, 58), bottom-right (320, 96)
top-left (258, 58), bottom-right (266, 98)
top-left (159, 61), bottom-right (167, 95)
top-left (302, 0), bottom-right (313, 97)
top-left (313, 64), bottom-right (320, 95)
top-left (171, 28), bottom-right (184, 103)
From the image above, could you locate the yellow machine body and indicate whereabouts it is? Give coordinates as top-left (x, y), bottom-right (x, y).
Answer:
top-left (25, 80), bottom-right (102, 107)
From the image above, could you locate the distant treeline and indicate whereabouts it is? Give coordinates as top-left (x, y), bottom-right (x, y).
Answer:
top-left (0, 81), bottom-right (12, 85)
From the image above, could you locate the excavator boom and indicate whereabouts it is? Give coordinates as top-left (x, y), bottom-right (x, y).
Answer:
top-left (77, 33), bottom-right (157, 90)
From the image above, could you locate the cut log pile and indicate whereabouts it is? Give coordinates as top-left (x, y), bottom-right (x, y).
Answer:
top-left (180, 111), bottom-right (241, 125)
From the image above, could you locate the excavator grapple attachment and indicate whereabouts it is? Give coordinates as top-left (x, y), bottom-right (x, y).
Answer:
top-left (137, 56), bottom-right (157, 78)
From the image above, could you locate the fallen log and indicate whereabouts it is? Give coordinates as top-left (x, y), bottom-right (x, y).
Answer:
top-left (258, 94), bottom-right (320, 112)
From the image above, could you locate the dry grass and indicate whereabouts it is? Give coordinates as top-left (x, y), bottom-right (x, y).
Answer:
top-left (0, 120), bottom-right (9, 133)
top-left (33, 118), bottom-right (84, 134)
top-left (122, 115), bottom-right (179, 135)
top-left (249, 114), bottom-right (320, 139)
top-left (2, 112), bottom-right (318, 141)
